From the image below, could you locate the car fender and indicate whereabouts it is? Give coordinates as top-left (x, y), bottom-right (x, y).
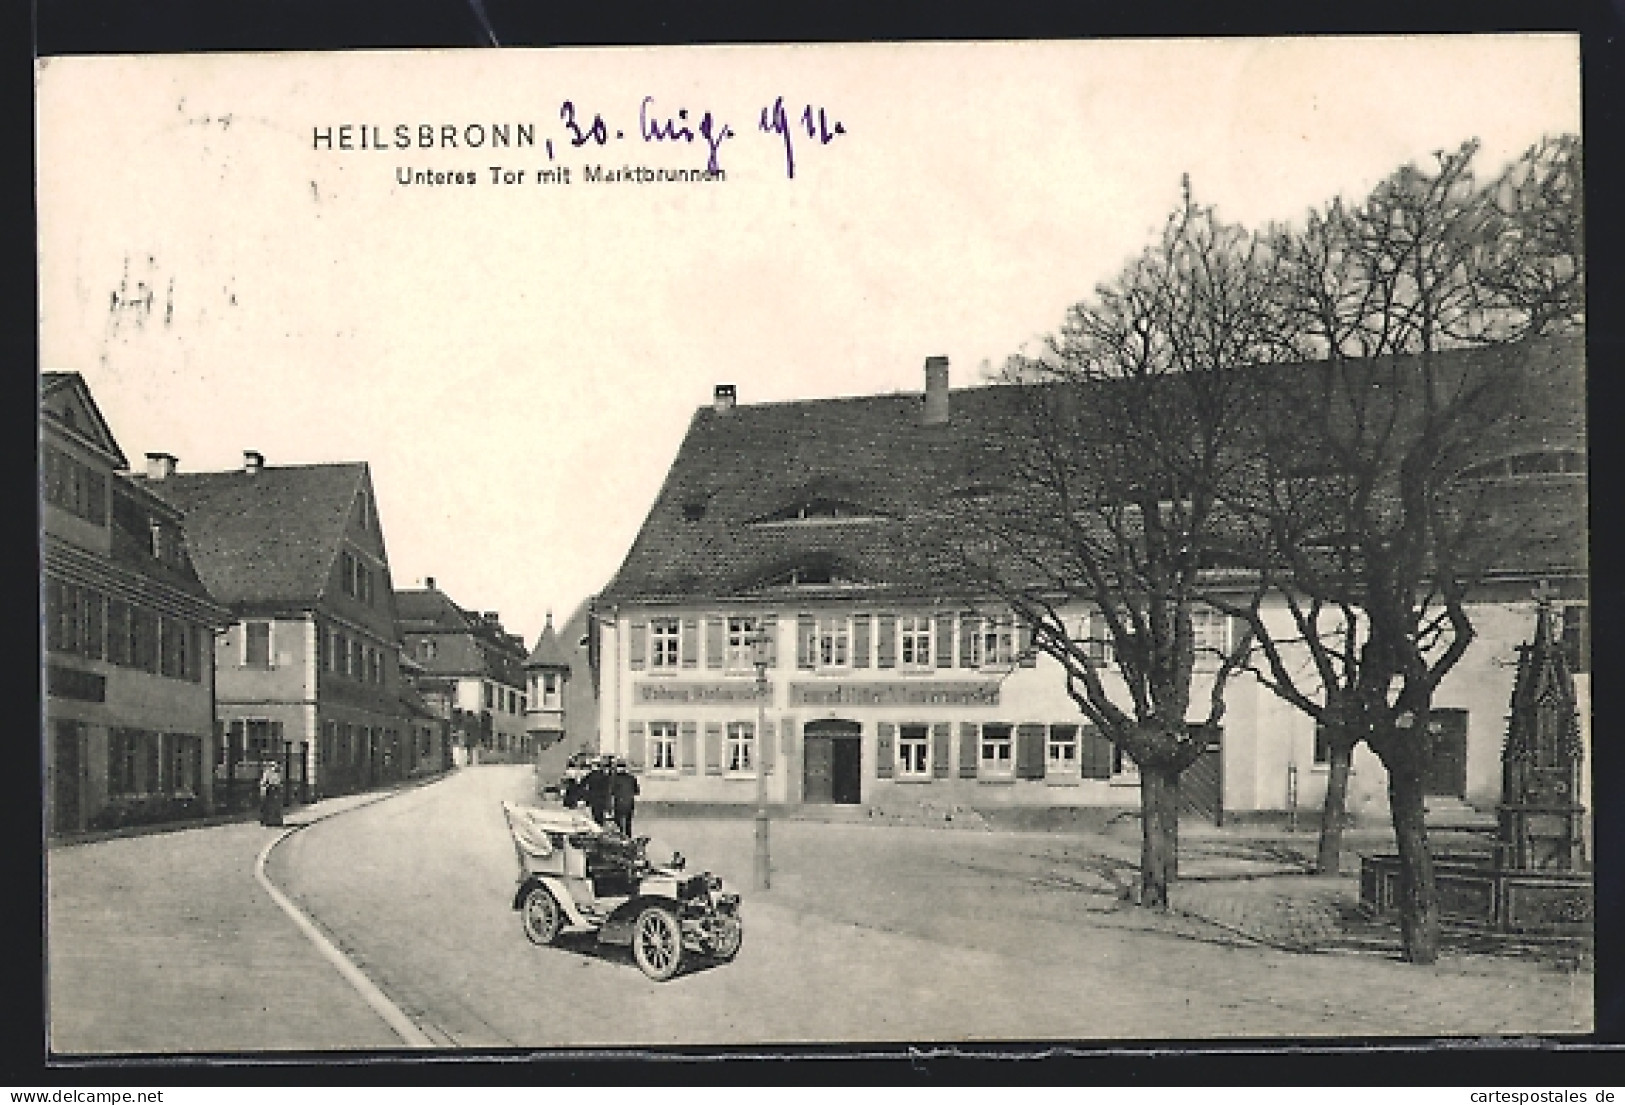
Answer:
top-left (513, 874), bottom-right (592, 930)
top-left (596, 894), bottom-right (681, 947)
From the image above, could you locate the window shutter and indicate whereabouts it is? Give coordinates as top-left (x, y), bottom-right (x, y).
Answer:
top-left (703, 722), bottom-right (724, 775)
top-left (629, 621), bottom-right (647, 670)
top-left (1016, 723), bottom-right (1047, 780)
top-left (679, 721), bottom-right (699, 775)
top-left (144, 731), bottom-right (160, 792)
top-left (1081, 725), bottom-right (1113, 779)
top-left (876, 614), bottom-right (897, 669)
top-left (627, 721), bottom-right (645, 771)
top-left (681, 619), bottom-right (699, 669)
top-left (705, 617), bottom-right (725, 668)
top-left (761, 720), bottom-right (775, 774)
top-left (959, 615), bottom-right (976, 667)
top-left (762, 614), bottom-right (778, 667)
top-left (797, 614), bottom-right (815, 669)
top-left (875, 723), bottom-right (895, 779)
top-left (931, 723), bottom-right (951, 778)
top-left (959, 723), bottom-right (980, 778)
top-left (935, 614), bottom-right (955, 668)
top-left (1017, 621), bottom-right (1037, 667)
top-left (852, 614), bottom-right (872, 669)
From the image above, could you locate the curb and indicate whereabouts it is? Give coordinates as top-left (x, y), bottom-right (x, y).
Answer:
top-left (255, 777), bottom-right (445, 1049)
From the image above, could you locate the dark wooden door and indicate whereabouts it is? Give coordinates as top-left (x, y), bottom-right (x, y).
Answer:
top-left (1176, 725), bottom-right (1224, 826)
top-left (1425, 709), bottom-right (1468, 798)
top-left (831, 738), bottom-right (863, 805)
top-left (52, 720), bottom-right (82, 834)
top-left (804, 735), bottom-right (833, 804)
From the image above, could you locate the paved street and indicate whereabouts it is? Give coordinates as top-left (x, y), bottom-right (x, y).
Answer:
top-left (261, 766), bottom-right (1591, 1047)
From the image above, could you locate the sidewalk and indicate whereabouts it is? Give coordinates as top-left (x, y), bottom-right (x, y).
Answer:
top-left (46, 788), bottom-right (415, 1056)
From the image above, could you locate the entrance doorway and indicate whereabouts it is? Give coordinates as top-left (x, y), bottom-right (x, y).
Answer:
top-left (52, 720), bottom-right (83, 834)
top-left (1424, 709), bottom-right (1469, 799)
top-left (1177, 724), bottom-right (1224, 826)
top-left (803, 719), bottom-right (863, 805)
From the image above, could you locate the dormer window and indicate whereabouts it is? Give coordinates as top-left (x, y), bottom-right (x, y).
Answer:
top-left (1462, 449), bottom-right (1585, 480)
top-left (749, 496), bottom-right (887, 527)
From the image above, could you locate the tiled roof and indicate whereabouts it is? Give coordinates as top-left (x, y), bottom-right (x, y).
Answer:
top-left (142, 463), bottom-right (366, 607)
top-left (525, 617), bottom-right (572, 669)
top-left (395, 587), bottom-right (474, 631)
top-left (600, 336), bottom-right (1586, 605)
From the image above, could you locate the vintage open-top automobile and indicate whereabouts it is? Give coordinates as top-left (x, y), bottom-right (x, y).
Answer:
top-left (501, 800), bottom-right (742, 981)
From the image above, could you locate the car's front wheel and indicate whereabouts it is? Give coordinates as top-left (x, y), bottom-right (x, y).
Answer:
top-left (521, 885), bottom-right (562, 946)
top-left (709, 914), bottom-right (743, 962)
top-left (631, 905), bottom-right (684, 981)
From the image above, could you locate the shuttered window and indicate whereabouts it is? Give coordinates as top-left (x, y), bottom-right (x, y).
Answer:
top-left (1080, 725), bottom-right (1114, 779)
top-left (935, 614), bottom-right (956, 668)
top-left (796, 614), bottom-right (815, 669)
top-left (1048, 724), bottom-right (1080, 772)
top-left (931, 723), bottom-right (951, 777)
top-left (852, 614), bottom-right (872, 668)
top-left (897, 724), bottom-right (929, 776)
top-left (680, 619), bottom-right (699, 669)
top-left (629, 621), bottom-right (648, 669)
top-left (705, 617), bottom-right (725, 669)
top-left (898, 616), bottom-right (932, 668)
top-left (679, 720), bottom-right (698, 774)
top-left (875, 723), bottom-right (895, 779)
top-left (627, 721), bottom-right (647, 770)
top-left (761, 720), bottom-right (776, 774)
top-left (979, 724), bottom-right (1014, 776)
top-left (1017, 622), bottom-right (1037, 667)
top-left (958, 723), bottom-right (980, 778)
top-left (876, 614), bottom-right (897, 669)
top-left (703, 722), bottom-right (724, 775)
top-left (1016, 723), bottom-right (1047, 780)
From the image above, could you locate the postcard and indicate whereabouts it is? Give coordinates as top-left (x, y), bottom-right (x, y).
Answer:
top-left (37, 36), bottom-right (1591, 1057)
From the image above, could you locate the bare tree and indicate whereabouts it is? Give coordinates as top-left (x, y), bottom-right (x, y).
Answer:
top-left (946, 183), bottom-right (1282, 909)
top-left (1212, 137), bottom-right (1584, 963)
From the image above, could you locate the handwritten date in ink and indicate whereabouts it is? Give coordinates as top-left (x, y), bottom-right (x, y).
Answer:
top-left (759, 97), bottom-right (847, 179)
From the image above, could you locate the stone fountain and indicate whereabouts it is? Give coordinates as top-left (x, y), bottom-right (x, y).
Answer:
top-left (1360, 600), bottom-right (1593, 937)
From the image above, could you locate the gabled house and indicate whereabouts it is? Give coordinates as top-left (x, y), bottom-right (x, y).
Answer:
top-left (395, 580), bottom-right (530, 763)
top-left (593, 340), bottom-right (1586, 825)
top-left (42, 373), bottom-right (230, 833)
top-left (141, 452), bottom-right (409, 801)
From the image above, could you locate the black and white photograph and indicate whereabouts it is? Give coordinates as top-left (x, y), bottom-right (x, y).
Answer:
top-left (36, 32), bottom-right (1596, 1057)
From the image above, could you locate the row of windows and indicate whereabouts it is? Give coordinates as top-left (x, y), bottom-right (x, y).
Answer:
top-left (321, 624), bottom-right (391, 685)
top-left (109, 729), bottom-right (204, 798)
top-left (631, 610), bottom-right (1234, 673)
top-left (483, 681), bottom-right (526, 714)
top-left (45, 579), bottom-right (206, 682)
top-left (340, 549), bottom-right (379, 606)
top-left (42, 444), bottom-right (109, 525)
top-left (628, 720), bottom-right (1133, 781)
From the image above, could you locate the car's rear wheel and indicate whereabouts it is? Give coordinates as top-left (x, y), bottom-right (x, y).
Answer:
top-left (521, 885), bottom-right (562, 946)
top-left (632, 905), bottom-right (684, 981)
top-left (709, 914), bottom-right (743, 961)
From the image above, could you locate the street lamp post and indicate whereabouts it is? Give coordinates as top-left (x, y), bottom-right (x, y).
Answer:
top-left (752, 627), bottom-right (772, 891)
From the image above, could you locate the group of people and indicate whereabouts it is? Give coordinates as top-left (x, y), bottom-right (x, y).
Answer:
top-left (562, 755), bottom-right (640, 836)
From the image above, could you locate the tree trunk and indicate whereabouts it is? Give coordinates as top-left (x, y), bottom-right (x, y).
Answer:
top-left (1385, 747), bottom-right (1440, 965)
top-left (1138, 762), bottom-right (1181, 909)
top-left (1316, 741), bottom-right (1354, 875)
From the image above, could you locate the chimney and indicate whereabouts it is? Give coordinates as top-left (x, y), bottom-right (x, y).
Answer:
top-left (425, 576), bottom-right (436, 591)
top-left (243, 450), bottom-right (265, 474)
top-left (713, 384), bottom-right (737, 413)
top-left (483, 611), bottom-right (501, 626)
top-left (144, 452), bottom-right (178, 480)
top-left (923, 356), bottom-right (950, 425)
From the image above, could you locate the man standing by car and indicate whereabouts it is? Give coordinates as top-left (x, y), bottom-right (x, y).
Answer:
top-left (585, 757), bottom-right (612, 826)
top-left (610, 758), bottom-right (640, 837)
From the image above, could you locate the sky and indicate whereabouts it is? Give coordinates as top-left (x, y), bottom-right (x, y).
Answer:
top-left (36, 36), bottom-right (1581, 647)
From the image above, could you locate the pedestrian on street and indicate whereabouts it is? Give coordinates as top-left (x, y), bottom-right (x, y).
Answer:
top-left (585, 757), bottom-right (612, 826)
top-left (258, 759), bottom-right (284, 827)
top-left (610, 758), bottom-right (640, 837)
top-left (561, 771), bottom-right (585, 810)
